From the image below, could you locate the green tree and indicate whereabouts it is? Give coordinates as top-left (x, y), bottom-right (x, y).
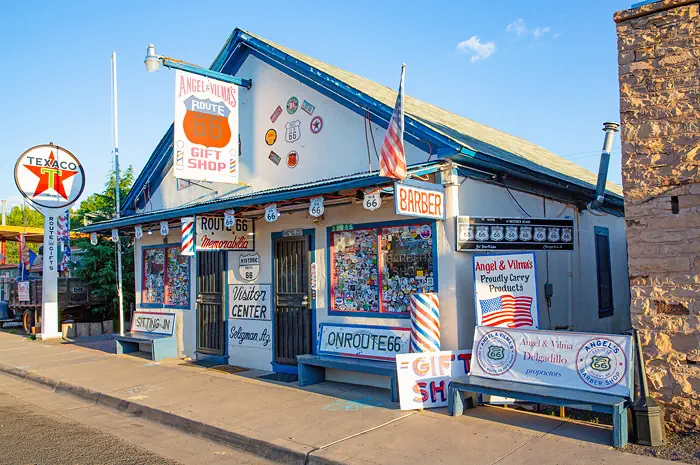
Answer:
top-left (70, 167), bottom-right (135, 325)
top-left (3, 204), bottom-right (43, 264)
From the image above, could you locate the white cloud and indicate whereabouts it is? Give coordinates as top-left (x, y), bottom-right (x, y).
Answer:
top-left (506, 18), bottom-right (528, 36)
top-left (553, 32), bottom-right (560, 40)
top-left (456, 36), bottom-right (497, 63)
top-left (533, 26), bottom-right (551, 39)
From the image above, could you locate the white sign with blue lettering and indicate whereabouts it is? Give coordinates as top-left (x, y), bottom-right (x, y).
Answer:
top-left (131, 311), bottom-right (176, 336)
top-left (318, 323), bottom-right (411, 361)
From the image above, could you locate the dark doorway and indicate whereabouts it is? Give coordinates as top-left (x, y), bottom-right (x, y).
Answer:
top-left (196, 251), bottom-right (226, 355)
top-left (273, 235), bottom-right (313, 367)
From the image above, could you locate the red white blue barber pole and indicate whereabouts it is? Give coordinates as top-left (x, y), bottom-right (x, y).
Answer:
top-left (181, 217), bottom-right (195, 256)
top-left (409, 293), bottom-right (440, 352)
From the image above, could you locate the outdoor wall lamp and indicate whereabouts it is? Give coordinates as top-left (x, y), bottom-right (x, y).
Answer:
top-left (143, 43), bottom-right (252, 89)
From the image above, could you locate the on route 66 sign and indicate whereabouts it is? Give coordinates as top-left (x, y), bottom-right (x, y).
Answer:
top-left (363, 191), bottom-right (381, 211)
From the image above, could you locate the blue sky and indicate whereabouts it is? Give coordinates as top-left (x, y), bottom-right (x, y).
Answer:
top-left (0, 0), bottom-right (634, 210)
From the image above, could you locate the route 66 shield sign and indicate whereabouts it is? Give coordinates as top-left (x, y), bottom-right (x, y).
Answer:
top-left (363, 192), bottom-right (381, 211)
top-left (183, 96), bottom-right (232, 148)
top-left (265, 204), bottom-right (280, 223)
top-left (239, 253), bottom-right (260, 282)
top-left (285, 120), bottom-right (301, 143)
top-left (309, 196), bottom-right (324, 217)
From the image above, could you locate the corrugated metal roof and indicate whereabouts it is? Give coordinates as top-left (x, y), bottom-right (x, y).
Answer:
top-left (243, 31), bottom-right (622, 197)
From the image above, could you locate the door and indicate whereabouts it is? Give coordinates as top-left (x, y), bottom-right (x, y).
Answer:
top-left (273, 235), bottom-right (313, 366)
top-left (196, 251), bottom-right (226, 355)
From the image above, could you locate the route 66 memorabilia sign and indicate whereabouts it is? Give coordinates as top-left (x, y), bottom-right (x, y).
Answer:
top-left (285, 120), bottom-right (301, 143)
top-left (457, 217), bottom-right (575, 251)
top-left (174, 70), bottom-right (239, 184)
top-left (224, 210), bottom-right (236, 228)
top-left (135, 225), bottom-right (143, 239)
top-left (90, 232), bottom-right (98, 245)
top-left (363, 191), bottom-right (382, 211)
top-left (239, 253), bottom-right (260, 282)
top-left (160, 221), bottom-right (169, 236)
top-left (309, 196), bottom-right (324, 217)
top-left (265, 204), bottom-right (280, 223)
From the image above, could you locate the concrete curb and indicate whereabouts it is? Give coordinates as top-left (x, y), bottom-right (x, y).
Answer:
top-left (0, 362), bottom-right (345, 465)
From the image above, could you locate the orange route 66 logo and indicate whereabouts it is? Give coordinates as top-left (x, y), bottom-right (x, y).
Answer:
top-left (182, 96), bottom-right (232, 148)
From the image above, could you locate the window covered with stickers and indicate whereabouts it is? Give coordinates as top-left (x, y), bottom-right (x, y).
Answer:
top-left (330, 222), bottom-right (435, 315)
top-left (142, 245), bottom-right (190, 308)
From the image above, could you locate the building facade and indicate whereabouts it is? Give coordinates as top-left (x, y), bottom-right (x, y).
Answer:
top-left (86, 29), bottom-right (630, 392)
top-left (615, 0), bottom-right (700, 430)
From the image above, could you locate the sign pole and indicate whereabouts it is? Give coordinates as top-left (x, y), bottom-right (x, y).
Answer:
top-left (38, 206), bottom-right (61, 339)
top-left (112, 51), bottom-right (125, 337)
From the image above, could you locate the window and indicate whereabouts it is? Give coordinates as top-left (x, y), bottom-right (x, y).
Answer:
top-left (594, 227), bottom-right (613, 318)
top-left (142, 245), bottom-right (190, 308)
top-left (330, 222), bottom-right (436, 315)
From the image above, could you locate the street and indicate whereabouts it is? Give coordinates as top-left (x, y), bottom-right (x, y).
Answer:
top-left (0, 376), bottom-right (273, 465)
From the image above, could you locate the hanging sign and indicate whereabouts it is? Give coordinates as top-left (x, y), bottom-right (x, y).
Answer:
top-left (394, 181), bottom-right (445, 220)
top-left (474, 253), bottom-right (539, 329)
top-left (224, 210), bottom-right (236, 228)
top-left (160, 221), bottom-right (169, 236)
top-left (181, 217), bottom-right (195, 256)
top-left (363, 191), bottom-right (382, 211)
top-left (17, 281), bottom-right (30, 302)
top-left (265, 204), bottom-right (280, 223)
top-left (238, 253), bottom-right (260, 282)
top-left (174, 70), bottom-right (239, 184)
top-left (14, 144), bottom-right (85, 209)
top-left (131, 311), bottom-right (176, 336)
top-left (309, 196), bottom-right (324, 217)
top-left (397, 350), bottom-right (472, 411)
top-left (134, 225), bottom-right (143, 240)
top-left (90, 232), bottom-right (98, 245)
top-left (196, 216), bottom-right (254, 251)
top-left (318, 323), bottom-right (411, 361)
top-left (457, 217), bottom-right (574, 251)
top-left (111, 228), bottom-right (119, 243)
top-left (470, 326), bottom-right (634, 397)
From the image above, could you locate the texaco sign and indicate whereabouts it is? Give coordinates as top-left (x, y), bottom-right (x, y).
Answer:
top-left (14, 144), bottom-right (85, 209)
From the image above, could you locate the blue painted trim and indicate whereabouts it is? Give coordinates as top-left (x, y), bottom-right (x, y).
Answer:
top-left (594, 226), bottom-right (614, 318)
top-left (224, 250), bottom-right (229, 357)
top-left (472, 252), bottom-right (540, 328)
top-left (631, 0), bottom-right (656, 8)
top-left (270, 228), bottom-right (316, 373)
top-left (326, 218), bottom-right (438, 318)
top-left (163, 58), bottom-right (252, 88)
top-left (141, 243), bottom-right (192, 310)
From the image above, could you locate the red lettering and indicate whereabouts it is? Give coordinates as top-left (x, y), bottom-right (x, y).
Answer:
top-left (414, 382), bottom-right (429, 403)
top-left (434, 194), bottom-right (442, 217)
top-left (421, 191), bottom-right (428, 213)
top-left (430, 381), bottom-right (447, 403)
top-left (400, 186), bottom-right (407, 211)
top-left (457, 353), bottom-right (472, 373)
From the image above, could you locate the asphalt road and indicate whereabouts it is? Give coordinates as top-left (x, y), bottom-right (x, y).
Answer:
top-left (0, 377), bottom-right (274, 465)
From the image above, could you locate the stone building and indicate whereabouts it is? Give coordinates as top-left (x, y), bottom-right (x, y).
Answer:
top-left (615, 0), bottom-right (700, 430)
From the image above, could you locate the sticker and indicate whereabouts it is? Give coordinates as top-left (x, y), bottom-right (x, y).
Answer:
top-left (426, 277), bottom-right (434, 288)
top-left (287, 151), bottom-right (299, 168)
top-left (286, 97), bottom-right (299, 114)
top-left (269, 151), bottom-right (281, 165)
top-left (419, 225), bottom-right (432, 240)
top-left (285, 120), bottom-right (301, 143)
top-left (302, 100), bottom-right (315, 115)
top-left (265, 129), bottom-right (277, 146)
top-left (271, 105), bottom-right (283, 123)
top-left (310, 116), bottom-right (323, 134)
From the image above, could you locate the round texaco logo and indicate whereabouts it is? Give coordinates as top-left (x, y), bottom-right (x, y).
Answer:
top-left (576, 338), bottom-right (626, 389)
top-left (476, 330), bottom-right (517, 376)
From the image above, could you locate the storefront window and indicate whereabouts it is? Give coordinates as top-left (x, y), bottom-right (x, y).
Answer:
top-left (142, 245), bottom-right (190, 308)
top-left (330, 222), bottom-right (435, 315)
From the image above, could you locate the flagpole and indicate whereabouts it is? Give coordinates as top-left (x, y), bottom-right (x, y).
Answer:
top-left (112, 51), bottom-right (125, 337)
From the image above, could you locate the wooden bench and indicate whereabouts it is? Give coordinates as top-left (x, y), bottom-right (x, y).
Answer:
top-left (115, 311), bottom-right (177, 362)
top-left (297, 354), bottom-right (399, 402)
top-left (448, 374), bottom-right (632, 448)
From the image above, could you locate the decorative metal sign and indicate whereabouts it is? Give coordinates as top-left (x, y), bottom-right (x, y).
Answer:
top-left (238, 253), bottom-right (260, 282)
top-left (394, 181), bottom-right (445, 220)
top-left (134, 225), bottom-right (143, 239)
top-left (309, 196), bottom-right (324, 217)
top-left (265, 204), bottom-right (280, 223)
top-left (457, 217), bottom-right (574, 251)
top-left (363, 191), bottom-right (382, 211)
top-left (196, 216), bottom-right (254, 251)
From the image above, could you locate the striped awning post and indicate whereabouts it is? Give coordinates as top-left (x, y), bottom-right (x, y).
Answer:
top-left (409, 293), bottom-right (440, 353)
top-left (180, 217), bottom-right (195, 256)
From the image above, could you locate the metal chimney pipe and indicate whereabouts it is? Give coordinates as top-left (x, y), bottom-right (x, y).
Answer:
top-left (591, 122), bottom-right (620, 209)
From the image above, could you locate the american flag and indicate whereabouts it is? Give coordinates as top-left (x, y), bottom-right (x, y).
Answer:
top-left (479, 295), bottom-right (533, 328)
top-left (379, 64), bottom-right (407, 180)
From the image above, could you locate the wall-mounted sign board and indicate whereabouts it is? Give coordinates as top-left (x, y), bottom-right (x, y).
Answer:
top-left (131, 311), bottom-right (176, 336)
top-left (457, 217), bottom-right (574, 251)
top-left (394, 181), bottom-right (445, 220)
top-left (318, 323), bottom-right (411, 361)
top-left (196, 216), bottom-right (254, 251)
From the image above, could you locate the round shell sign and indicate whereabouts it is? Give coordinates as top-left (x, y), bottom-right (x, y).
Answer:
top-left (15, 144), bottom-right (85, 209)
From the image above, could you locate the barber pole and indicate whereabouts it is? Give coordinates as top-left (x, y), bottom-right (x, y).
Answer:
top-left (409, 293), bottom-right (440, 353)
top-left (181, 217), bottom-right (195, 256)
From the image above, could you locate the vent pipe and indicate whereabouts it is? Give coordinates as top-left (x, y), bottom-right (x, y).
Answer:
top-left (590, 122), bottom-right (620, 210)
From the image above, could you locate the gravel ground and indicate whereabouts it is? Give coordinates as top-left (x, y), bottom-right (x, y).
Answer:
top-left (625, 431), bottom-right (700, 465)
top-left (0, 392), bottom-right (180, 465)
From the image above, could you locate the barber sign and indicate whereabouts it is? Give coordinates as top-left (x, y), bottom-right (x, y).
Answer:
top-left (394, 181), bottom-right (445, 220)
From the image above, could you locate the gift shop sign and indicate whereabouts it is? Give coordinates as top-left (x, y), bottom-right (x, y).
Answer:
top-left (397, 350), bottom-right (472, 411)
top-left (228, 284), bottom-right (272, 349)
top-left (470, 326), bottom-right (634, 397)
top-left (318, 323), bottom-right (410, 361)
top-left (394, 181), bottom-right (445, 220)
top-left (174, 70), bottom-right (239, 184)
top-left (196, 216), bottom-right (254, 251)
top-left (131, 311), bottom-right (176, 336)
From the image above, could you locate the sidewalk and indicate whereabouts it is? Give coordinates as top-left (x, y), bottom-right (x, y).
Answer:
top-left (0, 331), bottom-right (673, 465)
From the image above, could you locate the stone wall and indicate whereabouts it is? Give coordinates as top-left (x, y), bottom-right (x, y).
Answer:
top-left (615, 0), bottom-right (700, 430)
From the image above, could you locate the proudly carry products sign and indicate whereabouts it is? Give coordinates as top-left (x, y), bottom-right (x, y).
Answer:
top-left (196, 216), bottom-right (254, 251)
top-left (474, 253), bottom-right (539, 329)
top-left (174, 70), bottom-right (239, 184)
top-left (457, 217), bottom-right (574, 251)
top-left (318, 323), bottom-right (410, 361)
top-left (470, 326), bottom-right (634, 397)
